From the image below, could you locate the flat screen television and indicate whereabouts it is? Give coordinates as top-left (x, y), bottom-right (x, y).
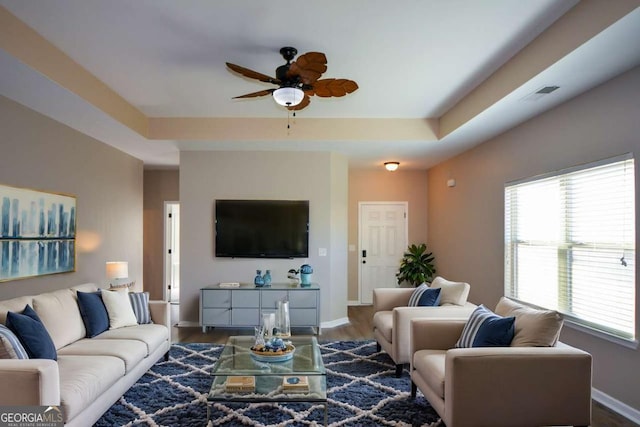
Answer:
top-left (215, 199), bottom-right (309, 258)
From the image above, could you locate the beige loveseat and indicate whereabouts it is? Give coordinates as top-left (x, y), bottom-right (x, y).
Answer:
top-left (0, 283), bottom-right (171, 427)
top-left (372, 277), bottom-right (477, 376)
top-left (409, 298), bottom-right (592, 427)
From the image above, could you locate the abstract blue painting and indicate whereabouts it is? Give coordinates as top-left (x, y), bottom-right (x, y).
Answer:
top-left (0, 184), bottom-right (76, 282)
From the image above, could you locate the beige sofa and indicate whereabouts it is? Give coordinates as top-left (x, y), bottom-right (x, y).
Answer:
top-left (372, 278), bottom-right (477, 376)
top-left (0, 283), bottom-right (171, 427)
top-left (409, 300), bottom-right (592, 427)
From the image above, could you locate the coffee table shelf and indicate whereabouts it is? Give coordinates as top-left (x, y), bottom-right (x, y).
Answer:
top-left (208, 336), bottom-right (327, 425)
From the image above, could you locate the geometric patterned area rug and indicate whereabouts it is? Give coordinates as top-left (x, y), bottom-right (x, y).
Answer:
top-left (95, 340), bottom-right (442, 427)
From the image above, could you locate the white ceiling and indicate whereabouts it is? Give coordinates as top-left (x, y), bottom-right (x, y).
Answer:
top-left (0, 1), bottom-right (639, 169)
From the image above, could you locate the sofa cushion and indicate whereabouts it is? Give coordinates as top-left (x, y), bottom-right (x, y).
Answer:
top-left (430, 277), bottom-right (470, 306)
top-left (0, 324), bottom-right (29, 359)
top-left (76, 291), bottom-right (110, 338)
top-left (129, 292), bottom-right (152, 324)
top-left (101, 289), bottom-right (138, 329)
top-left (6, 305), bottom-right (57, 360)
top-left (32, 288), bottom-right (86, 350)
top-left (495, 297), bottom-right (563, 347)
top-left (0, 295), bottom-right (34, 325)
top-left (456, 305), bottom-right (515, 348)
top-left (372, 311), bottom-right (393, 343)
top-left (413, 349), bottom-right (446, 399)
top-left (94, 324), bottom-right (169, 355)
top-left (57, 355), bottom-right (125, 422)
top-left (58, 338), bottom-right (147, 372)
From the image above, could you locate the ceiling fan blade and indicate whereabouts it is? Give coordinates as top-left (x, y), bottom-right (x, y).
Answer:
top-left (287, 94), bottom-right (311, 111)
top-left (311, 79), bottom-right (359, 97)
top-left (232, 89), bottom-right (275, 99)
top-left (286, 52), bottom-right (328, 84)
top-left (226, 62), bottom-right (281, 85)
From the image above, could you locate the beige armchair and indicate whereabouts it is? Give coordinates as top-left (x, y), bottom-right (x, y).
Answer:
top-left (409, 317), bottom-right (592, 427)
top-left (372, 277), bottom-right (477, 376)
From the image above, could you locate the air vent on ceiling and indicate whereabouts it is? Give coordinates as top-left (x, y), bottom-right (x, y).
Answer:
top-left (521, 85), bottom-right (560, 101)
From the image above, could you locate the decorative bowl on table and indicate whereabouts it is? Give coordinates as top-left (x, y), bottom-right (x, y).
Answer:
top-left (250, 338), bottom-right (295, 362)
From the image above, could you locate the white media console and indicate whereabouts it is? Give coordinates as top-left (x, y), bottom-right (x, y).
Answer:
top-left (200, 283), bottom-right (321, 334)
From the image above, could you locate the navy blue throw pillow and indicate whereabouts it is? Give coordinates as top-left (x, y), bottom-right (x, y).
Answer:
top-left (5, 304), bottom-right (57, 360)
top-left (456, 305), bottom-right (515, 348)
top-left (417, 287), bottom-right (441, 306)
top-left (77, 291), bottom-right (110, 337)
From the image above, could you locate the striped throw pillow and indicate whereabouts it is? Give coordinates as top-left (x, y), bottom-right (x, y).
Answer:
top-left (456, 305), bottom-right (515, 348)
top-left (0, 324), bottom-right (29, 359)
top-left (129, 292), bottom-right (152, 324)
top-left (408, 282), bottom-right (440, 307)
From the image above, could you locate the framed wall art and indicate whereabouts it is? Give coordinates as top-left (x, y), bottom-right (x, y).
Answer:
top-left (0, 184), bottom-right (76, 282)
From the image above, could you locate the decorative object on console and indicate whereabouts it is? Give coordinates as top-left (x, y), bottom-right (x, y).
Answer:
top-left (287, 268), bottom-right (300, 285)
top-left (262, 312), bottom-right (275, 338)
top-left (299, 264), bottom-right (313, 287)
top-left (106, 261), bottom-right (135, 288)
top-left (263, 269), bottom-right (272, 286)
top-left (0, 183), bottom-right (76, 282)
top-left (254, 270), bottom-right (265, 287)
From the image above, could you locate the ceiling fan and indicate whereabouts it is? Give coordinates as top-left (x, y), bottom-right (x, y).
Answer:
top-left (226, 47), bottom-right (358, 110)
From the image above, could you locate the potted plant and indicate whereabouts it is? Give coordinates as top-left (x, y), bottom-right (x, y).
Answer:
top-left (396, 243), bottom-right (436, 287)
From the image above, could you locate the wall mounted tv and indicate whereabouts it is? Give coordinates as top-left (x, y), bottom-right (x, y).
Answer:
top-left (215, 199), bottom-right (309, 259)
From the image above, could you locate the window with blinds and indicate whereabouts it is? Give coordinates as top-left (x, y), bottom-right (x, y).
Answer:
top-left (505, 154), bottom-right (636, 341)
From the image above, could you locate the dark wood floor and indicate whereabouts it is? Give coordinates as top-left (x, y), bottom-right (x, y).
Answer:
top-left (172, 305), bottom-right (637, 427)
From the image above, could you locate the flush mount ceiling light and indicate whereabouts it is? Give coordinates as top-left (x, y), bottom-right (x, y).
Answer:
top-left (272, 87), bottom-right (304, 107)
top-left (384, 162), bottom-right (400, 171)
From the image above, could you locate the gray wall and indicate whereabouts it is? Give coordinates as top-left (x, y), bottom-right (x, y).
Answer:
top-left (427, 66), bottom-right (640, 410)
top-left (0, 95), bottom-right (143, 299)
top-left (179, 150), bottom-right (348, 326)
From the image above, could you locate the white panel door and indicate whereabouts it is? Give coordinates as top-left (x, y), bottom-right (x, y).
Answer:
top-left (359, 202), bottom-right (408, 304)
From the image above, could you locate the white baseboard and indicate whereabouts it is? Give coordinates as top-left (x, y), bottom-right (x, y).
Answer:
top-left (321, 317), bottom-right (350, 329)
top-left (592, 387), bottom-right (640, 424)
top-left (348, 300), bottom-right (361, 306)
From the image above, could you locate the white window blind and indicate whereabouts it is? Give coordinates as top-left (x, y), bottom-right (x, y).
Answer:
top-left (505, 154), bottom-right (636, 340)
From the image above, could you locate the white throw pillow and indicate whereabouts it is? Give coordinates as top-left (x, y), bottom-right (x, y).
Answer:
top-left (101, 289), bottom-right (138, 329)
top-left (429, 276), bottom-right (470, 306)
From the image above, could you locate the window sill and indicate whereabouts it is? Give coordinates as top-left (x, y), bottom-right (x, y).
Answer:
top-left (564, 319), bottom-right (639, 350)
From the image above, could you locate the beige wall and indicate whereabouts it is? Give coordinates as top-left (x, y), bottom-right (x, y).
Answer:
top-left (347, 169), bottom-right (429, 301)
top-left (179, 151), bottom-right (348, 326)
top-left (143, 169), bottom-right (179, 301)
top-left (0, 95), bottom-right (143, 299)
top-left (428, 66), bottom-right (640, 410)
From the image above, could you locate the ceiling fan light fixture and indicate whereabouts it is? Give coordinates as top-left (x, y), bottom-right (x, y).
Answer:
top-left (273, 87), bottom-right (304, 107)
top-left (384, 162), bottom-right (400, 172)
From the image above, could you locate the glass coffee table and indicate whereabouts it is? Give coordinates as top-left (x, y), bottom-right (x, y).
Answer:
top-left (208, 336), bottom-right (327, 425)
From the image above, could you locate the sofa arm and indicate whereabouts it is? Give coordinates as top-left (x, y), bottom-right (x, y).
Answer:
top-left (149, 300), bottom-right (171, 331)
top-left (373, 288), bottom-right (414, 312)
top-left (410, 318), bottom-right (467, 353)
top-left (0, 359), bottom-right (60, 405)
top-left (444, 345), bottom-right (592, 427)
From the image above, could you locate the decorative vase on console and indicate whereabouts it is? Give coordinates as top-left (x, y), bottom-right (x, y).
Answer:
top-left (254, 270), bottom-right (265, 287)
top-left (263, 269), bottom-right (272, 286)
top-left (300, 264), bottom-right (313, 287)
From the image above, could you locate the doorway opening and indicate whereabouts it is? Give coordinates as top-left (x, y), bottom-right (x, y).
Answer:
top-left (164, 202), bottom-right (180, 306)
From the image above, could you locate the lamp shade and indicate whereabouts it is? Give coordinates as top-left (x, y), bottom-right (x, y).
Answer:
top-left (106, 261), bottom-right (128, 280)
top-left (384, 162), bottom-right (400, 171)
top-left (273, 87), bottom-right (304, 107)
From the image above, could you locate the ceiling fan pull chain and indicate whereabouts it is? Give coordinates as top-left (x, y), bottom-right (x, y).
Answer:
top-left (287, 110), bottom-right (291, 133)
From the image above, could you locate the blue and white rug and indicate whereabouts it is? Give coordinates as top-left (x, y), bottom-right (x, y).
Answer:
top-left (95, 340), bottom-right (441, 426)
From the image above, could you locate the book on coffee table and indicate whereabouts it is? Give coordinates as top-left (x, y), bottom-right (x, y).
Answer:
top-left (225, 376), bottom-right (255, 392)
top-left (282, 375), bottom-right (309, 393)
